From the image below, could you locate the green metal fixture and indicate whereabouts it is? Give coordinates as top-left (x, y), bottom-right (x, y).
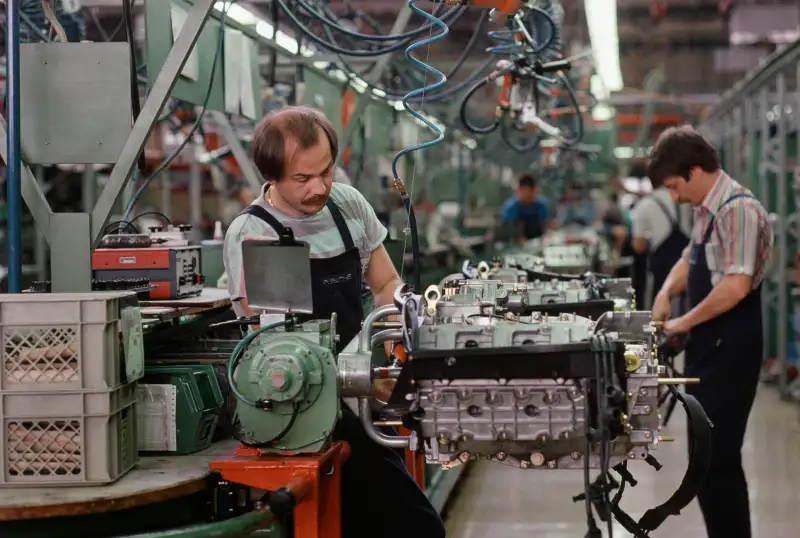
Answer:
top-left (141, 364), bottom-right (225, 454)
top-left (231, 320), bottom-right (340, 453)
top-left (121, 508), bottom-right (280, 538)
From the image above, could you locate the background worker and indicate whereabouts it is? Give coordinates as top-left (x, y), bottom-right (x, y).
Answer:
top-left (649, 126), bottom-right (773, 538)
top-left (630, 161), bottom-right (692, 309)
top-left (223, 106), bottom-right (445, 538)
top-left (500, 173), bottom-right (552, 240)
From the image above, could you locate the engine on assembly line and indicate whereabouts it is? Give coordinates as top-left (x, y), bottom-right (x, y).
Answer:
top-left (393, 281), bottom-right (660, 471)
top-left (228, 238), bottom-right (711, 537)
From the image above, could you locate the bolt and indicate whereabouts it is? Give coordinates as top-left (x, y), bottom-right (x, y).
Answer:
top-left (519, 460), bottom-right (531, 469)
top-left (445, 356), bottom-right (456, 366)
top-left (639, 388), bottom-right (649, 396)
top-left (570, 451), bottom-right (581, 460)
top-left (547, 460), bottom-right (557, 469)
top-left (644, 431), bottom-right (653, 440)
top-left (459, 452), bottom-right (470, 462)
top-left (530, 452), bottom-right (546, 466)
top-left (643, 405), bottom-right (653, 414)
top-left (496, 451), bottom-right (507, 461)
top-left (628, 451), bottom-right (637, 459)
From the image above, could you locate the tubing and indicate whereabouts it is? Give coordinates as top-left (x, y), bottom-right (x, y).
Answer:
top-left (390, 0), bottom-right (449, 291)
top-left (119, 508), bottom-right (276, 538)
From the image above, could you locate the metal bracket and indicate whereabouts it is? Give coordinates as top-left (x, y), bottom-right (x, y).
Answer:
top-left (91, 0), bottom-right (218, 245)
top-left (0, 116), bottom-right (53, 244)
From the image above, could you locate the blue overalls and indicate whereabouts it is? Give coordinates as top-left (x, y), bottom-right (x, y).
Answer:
top-left (684, 193), bottom-right (762, 538)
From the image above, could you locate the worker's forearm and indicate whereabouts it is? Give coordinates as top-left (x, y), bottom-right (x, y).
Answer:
top-left (683, 275), bottom-right (751, 329)
top-left (374, 276), bottom-right (403, 308)
top-left (658, 258), bottom-right (689, 298)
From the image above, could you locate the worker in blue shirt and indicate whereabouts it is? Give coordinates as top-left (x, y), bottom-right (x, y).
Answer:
top-left (501, 174), bottom-right (551, 241)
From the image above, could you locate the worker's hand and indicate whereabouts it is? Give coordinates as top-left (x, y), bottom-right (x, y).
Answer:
top-left (663, 316), bottom-right (691, 335)
top-left (652, 291), bottom-right (672, 322)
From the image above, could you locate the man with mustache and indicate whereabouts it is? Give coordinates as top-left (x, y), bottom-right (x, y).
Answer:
top-left (649, 125), bottom-right (773, 538)
top-left (223, 106), bottom-right (445, 538)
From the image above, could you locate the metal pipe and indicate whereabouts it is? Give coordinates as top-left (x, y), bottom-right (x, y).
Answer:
top-left (372, 366), bottom-right (403, 380)
top-left (5, 0), bottom-right (22, 292)
top-left (360, 304), bottom-right (399, 351)
top-left (371, 329), bottom-right (403, 349)
top-left (358, 397), bottom-right (412, 448)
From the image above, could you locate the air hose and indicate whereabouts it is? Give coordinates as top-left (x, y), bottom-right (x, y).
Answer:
top-left (390, 0), bottom-right (449, 292)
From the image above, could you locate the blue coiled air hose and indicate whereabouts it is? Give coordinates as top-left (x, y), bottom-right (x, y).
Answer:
top-left (390, 0), bottom-right (449, 292)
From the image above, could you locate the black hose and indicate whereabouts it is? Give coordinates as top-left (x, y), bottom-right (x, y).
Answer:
top-left (123, 0), bottom-right (145, 172)
top-left (554, 72), bottom-right (585, 147)
top-left (277, 0), bottom-right (465, 57)
top-left (269, 0), bottom-right (279, 85)
top-left (297, 0), bottom-right (455, 42)
top-left (500, 115), bottom-right (542, 153)
top-left (459, 76), bottom-right (502, 134)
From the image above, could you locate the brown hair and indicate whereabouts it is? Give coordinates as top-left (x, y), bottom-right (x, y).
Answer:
top-left (518, 174), bottom-right (537, 189)
top-left (647, 125), bottom-right (720, 184)
top-left (250, 106), bottom-right (339, 181)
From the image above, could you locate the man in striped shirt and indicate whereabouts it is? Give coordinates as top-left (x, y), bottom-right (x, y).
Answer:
top-left (650, 126), bottom-right (773, 538)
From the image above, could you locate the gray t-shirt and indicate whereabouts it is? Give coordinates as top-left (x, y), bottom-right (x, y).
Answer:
top-left (630, 187), bottom-right (692, 252)
top-left (224, 182), bottom-right (387, 316)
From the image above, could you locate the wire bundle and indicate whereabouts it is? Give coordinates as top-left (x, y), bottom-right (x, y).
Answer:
top-left (18, 0), bottom-right (85, 43)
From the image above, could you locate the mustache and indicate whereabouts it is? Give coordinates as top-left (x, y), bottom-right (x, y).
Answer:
top-left (302, 194), bottom-right (328, 205)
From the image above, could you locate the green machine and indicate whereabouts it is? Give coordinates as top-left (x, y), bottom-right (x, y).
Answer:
top-left (230, 319), bottom-right (341, 452)
top-left (140, 364), bottom-right (225, 455)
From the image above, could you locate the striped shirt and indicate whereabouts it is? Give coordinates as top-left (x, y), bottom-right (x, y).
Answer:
top-left (681, 171), bottom-right (773, 288)
top-left (223, 182), bottom-right (388, 316)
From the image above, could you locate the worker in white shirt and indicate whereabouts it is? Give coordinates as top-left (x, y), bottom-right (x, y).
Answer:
top-left (630, 171), bottom-right (692, 309)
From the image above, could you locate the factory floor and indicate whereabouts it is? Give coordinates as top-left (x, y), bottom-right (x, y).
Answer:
top-left (444, 386), bottom-right (800, 537)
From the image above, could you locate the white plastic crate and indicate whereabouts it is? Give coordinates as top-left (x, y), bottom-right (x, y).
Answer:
top-left (0, 292), bottom-right (145, 391)
top-left (0, 382), bottom-right (139, 486)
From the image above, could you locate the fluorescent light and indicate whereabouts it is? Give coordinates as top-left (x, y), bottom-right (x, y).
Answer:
top-left (590, 75), bottom-right (608, 101)
top-left (585, 0), bottom-right (623, 92)
top-left (214, 3), bottom-right (314, 56)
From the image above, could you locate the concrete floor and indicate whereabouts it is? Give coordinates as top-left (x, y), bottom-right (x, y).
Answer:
top-left (445, 386), bottom-right (800, 537)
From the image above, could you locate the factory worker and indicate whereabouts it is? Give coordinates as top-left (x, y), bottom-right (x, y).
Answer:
top-left (500, 173), bottom-right (551, 240)
top-left (223, 106), bottom-right (445, 538)
top-left (649, 126), bottom-right (773, 538)
top-left (629, 162), bottom-right (692, 309)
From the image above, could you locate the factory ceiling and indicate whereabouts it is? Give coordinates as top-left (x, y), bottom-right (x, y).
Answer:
top-left (79, 0), bottom-right (798, 141)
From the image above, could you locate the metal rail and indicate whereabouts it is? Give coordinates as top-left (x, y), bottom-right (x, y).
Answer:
top-left (703, 39), bottom-right (800, 122)
top-left (699, 38), bottom-right (799, 400)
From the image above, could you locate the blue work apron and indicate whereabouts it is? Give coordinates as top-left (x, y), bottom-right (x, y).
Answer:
top-left (684, 193), bottom-right (762, 538)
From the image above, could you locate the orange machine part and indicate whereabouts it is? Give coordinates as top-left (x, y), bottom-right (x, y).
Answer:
top-left (341, 89), bottom-right (356, 166)
top-left (468, 0), bottom-right (522, 15)
top-left (211, 442), bottom-right (351, 538)
top-left (92, 248), bottom-right (171, 270)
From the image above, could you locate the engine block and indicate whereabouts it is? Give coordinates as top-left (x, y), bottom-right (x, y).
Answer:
top-left (410, 307), bottom-right (661, 470)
